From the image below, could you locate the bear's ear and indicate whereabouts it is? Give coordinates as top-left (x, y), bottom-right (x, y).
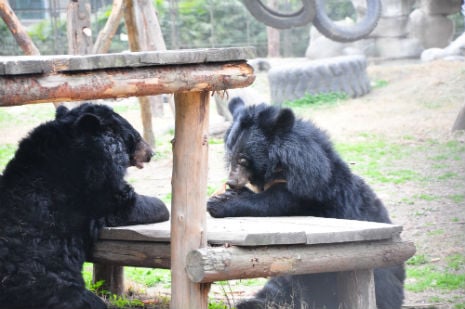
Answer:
top-left (228, 97), bottom-right (245, 119)
top-left (55, 105), bottom-right (69, 119)
top-left (75, 113), bottom-right (102, 133)
top-left (259, 107), bottom-right (295, 135)
top-left (274, 108), bottom-right (295, 132)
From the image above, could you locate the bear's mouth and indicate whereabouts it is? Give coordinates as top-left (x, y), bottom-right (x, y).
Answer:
top-left (131, 141), bottom-right (154, 169)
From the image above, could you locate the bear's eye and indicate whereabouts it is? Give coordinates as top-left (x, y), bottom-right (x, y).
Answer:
top-left (238, 157), bottom-right (249, 167)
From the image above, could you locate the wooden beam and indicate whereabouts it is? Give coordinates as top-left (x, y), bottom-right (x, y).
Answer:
top-left (185, 240), bottom-right (415, 283)
top-left (0, 61), bottom-right (254, 106)
top-left (90, 240), bottom-right (171, 268)
top-left (170, 91), bottom-right (210, 309)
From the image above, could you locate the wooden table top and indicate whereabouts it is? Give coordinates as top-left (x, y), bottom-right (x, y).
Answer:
top-left (0, 47), bottom-right (256, 75)
top-left (99, 216), bottom-right (402, 246)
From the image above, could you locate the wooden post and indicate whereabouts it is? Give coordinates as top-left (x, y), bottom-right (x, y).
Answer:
top-left (93, 264), bottom-right (125, 295)
top-left (337, 269), bottom-right (376, 309)
top-left (171, 91), bottom-right (211, 309)
top-left (67, 0), bottom-right (93, 55)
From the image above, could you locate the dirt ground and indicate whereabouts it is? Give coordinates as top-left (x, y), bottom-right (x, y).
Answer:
top-left (121, 59), bottom-right (465, 308)
top-left (2, 59), bottom-right (464, 308)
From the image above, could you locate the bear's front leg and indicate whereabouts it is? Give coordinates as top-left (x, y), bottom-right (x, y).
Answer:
top-left (207, 184), bottom-right (302, 218)
top-left (207, 187), bottom-right (256, 217)
top-left (105, 189), bottom-right (169, 227)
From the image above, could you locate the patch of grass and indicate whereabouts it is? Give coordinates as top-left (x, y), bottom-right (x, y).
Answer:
top-left (372, 79), bottom-right (389, 89)
top-left (209, 138), bottom-right (224, 145)
top-left (407, 254), bottom-right (429, 266)
top-left (438, 172), bottom-right (458, 180)
top-left (125, 267), bottom-right (171, 288)
top-left (284, 92), bottom-right (348, 109)
top-left (416, 194), bottom-right (439, 201)
top-left (448, 194), bottom-right (465, 203)
top-left (0, 144), bottom-right (16, 171)
top-left (106, 294), bottom-right (144, 308)
top-left (446, 254), bottom-right (465, 271)
top-left (0, 104), bottom-right (55, 128)
top-left (406, 265), bottom-right (465, 292)
top-left (335, 135), bottom-right (422, 185)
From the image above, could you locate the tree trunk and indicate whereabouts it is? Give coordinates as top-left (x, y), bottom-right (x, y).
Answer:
top-left (0, 0), bottom-right (40, 55)
top-left (93, 0), bottom-right (125, 54)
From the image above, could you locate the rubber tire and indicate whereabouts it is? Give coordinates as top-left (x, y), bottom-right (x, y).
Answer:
top-left (268, 55), bottom-right (371, 105)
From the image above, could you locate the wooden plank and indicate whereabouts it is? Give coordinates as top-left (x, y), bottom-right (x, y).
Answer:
top-left (0, 62), bottom-right (254, 106)
top-left (337, 269), bottom-right (376, 309)
top-left (185, 240), bottom-right (416, 283)
top-left (170, 91), bottom-right (210, 309)
top-left (99, 216), bottom-right (402, 246)
top-left (0, 47), bottom-right (256, 75)
top-left (91, 240), bottom-right (171, 268)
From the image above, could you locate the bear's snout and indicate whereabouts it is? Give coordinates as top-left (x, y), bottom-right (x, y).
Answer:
top-left (227, 164), bottom-right (251, 189)
top-left (131, 140), bottom-right (154, 169)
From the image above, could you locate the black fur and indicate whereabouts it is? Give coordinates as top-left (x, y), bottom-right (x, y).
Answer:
top-left (0, 104), bottom-right (169, 309)
top-left (207, 97), bottom-right (405, 309)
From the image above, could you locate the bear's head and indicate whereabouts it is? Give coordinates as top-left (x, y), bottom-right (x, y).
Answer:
top-left (55, 103), bottom-right (153, 169)
top-left (224, 97), bottom-right (333, 199)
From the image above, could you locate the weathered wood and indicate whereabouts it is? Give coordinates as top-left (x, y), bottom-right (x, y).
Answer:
top-left (93, 0), bottom-right (124, 54)
top-left (91, 240), bottom-right (171, 268)
top-left (185, 240), bottom-right (415, 283)
top-left (0, 61), bottom-right (254, 106)
top-left (337, 269), bottom-right (376, 309)
top-left (93, 264), bottom-right (124, 295)
top-left (67, 0), bottom-right (93, 55)
top-left (170, 91), bottom-right (211, 309)
top-left (0, 0), bottom-right (40, 55)
top-left (0, 47), bottom-right (256, 75)
top-left (99, 216), bottom-right (402, 246)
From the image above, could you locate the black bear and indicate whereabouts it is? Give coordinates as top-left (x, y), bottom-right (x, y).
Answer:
top-left (0, 104), bottom-right (169, 309)
top-left (207, 98), bottom-right (405, 309)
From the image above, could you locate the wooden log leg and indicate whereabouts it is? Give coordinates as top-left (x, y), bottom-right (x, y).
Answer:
top-left (93, 264), bottom-right (125, 295)
top-left (171, 91), bottom-right (211, 309)
top-left (337, 269), bottom-right (376, 309)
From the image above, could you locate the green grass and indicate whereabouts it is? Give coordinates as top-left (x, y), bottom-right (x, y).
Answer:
top-left (125, 267), bottom-right (171, 288)
top-left (334, 135), bottom-right (422, 185)
top-left (407, 266), bottom-right (465, 292)
top-left (407, 253), bottom-right (465, 293)
top-left (407, 254), bottom-right (429, 266)
top-left (283, 92), bottom-right (348, 109)
top-left (0, 144), bottom-right (16, 171)
top-left (372, 79), bottom-right (389, 89)
top-left (0, 104), bottom-right (55, 128)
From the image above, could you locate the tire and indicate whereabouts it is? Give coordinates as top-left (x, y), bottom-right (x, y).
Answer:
top-left (268, 55), bottom-right (371, 105)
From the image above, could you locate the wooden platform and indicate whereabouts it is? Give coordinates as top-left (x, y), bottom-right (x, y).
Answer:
top-left (92, 216), bottom-right (415, 286)
top-left (98, 216), bottom-right (403, 246)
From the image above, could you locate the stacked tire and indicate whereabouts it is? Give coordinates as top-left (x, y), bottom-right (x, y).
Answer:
top-left (268, 55), bottom-right (371, 105)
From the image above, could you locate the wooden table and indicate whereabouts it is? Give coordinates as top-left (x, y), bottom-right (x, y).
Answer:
top-left (92, 216), bottom-right (415, 308)
top-left (0, 47), bottom-right (255, 309)
top-left (0, 48), bottom-right (415, 309)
